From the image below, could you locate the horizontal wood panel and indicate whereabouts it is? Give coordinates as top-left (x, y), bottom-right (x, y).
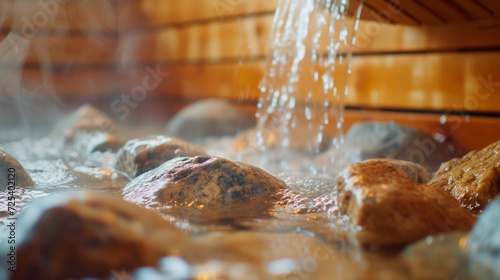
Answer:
top-left (116, 51), bottom-right (500, 113)
top-left (1, 0), bottom-right (119, 34)
top-left (0, 34), bottom-right (116, 65)
top-left (118, 0), bottom-right (500, 30)
top-left (116, 16), bottom-right (500, 64)
top-left (0, 68), bottom-right (116, 97)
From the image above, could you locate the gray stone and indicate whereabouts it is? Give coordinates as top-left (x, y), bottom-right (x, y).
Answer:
top-left (165, 98), bottom-right (255, 141)
top-left (1, 191), bottom-right (191, 280)
top-left (123, 156), bottom-right (286, 208)
top-left (115, 135), bottom-right (207, 178)
top-left (344, 121), bottom-right (456, 174)
top-left (402, 233), bottom-right (471, 280)
top-left (0, 149), bottom-right (34, 191)
top-left (468, 196), bottom-right (500, 280)
top-left (72, 131), bottom-right (126, 154)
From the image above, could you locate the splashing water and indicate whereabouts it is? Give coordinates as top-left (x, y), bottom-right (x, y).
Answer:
top-left (254, 0), bottom-right (364, 174)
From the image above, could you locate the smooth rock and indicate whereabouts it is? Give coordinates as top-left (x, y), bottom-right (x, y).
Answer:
top-left (123, 156), bottom-right (286, 208)
top-left (344, 121), bottom-right (456, 174)
top-left (165, 98), bottom-right (255, 141)
top-left (337, 160), bottom-right (476, 246)
top-left (115, 135), bottom-right (207, 178)
top-left (402, 233), bottom-right (470, 280)
top-left (51, 104), bottom-right (120, 141)
top-left (430, 139), bottom-right (500, 213)
top-left (72, 131), bottom-right (126, 154)
top-left (468, 196), bottom-right (500, 280)
top-left (1, 192), bottom-right (190, 280)
top-left (0, 149), bottom-right (34, 191)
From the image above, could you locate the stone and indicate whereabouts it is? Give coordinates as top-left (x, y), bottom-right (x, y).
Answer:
top-left (336, 160), bottom-right (476, 246)
top-left (72, 131), bottom-right (126, 154)
top-left (429, 139), bottom-right (500, 213)
top-left (123, 156), bottom-right (286, 208)
top-left (165, 98), bottom-right (255, 141)
top-left (1, 192), bottom-right (191, 280)
top-left (402, 233), bottom-right (471, 280)
top-left (344, 121), bottom-right (457, 174)
top-left (0, 149), bottom-right (34, 191)
top-left (115, 135), bottom-right (207, 178)
top-left (468, 196), bottom-right (500, 280)
top-left (363, 158), bottom-right (429, 184)
top-left (51, 104), bottom-right (120, 142)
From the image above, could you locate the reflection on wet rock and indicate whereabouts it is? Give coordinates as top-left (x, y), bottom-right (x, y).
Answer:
top-left (430, 139), bottom-right (500, 213)
top-left (72, 131), bottom-right (126, 154)
top-left (0, 149), bottom-right (34, 191)
top-left (166, 98), bottom-right (255, 141)
top-left (402, 233), bottom-right (470, 280)
top-left (468, 196), bottom-right (500, 280)
top-left (344, 121), bottom-right (456, 174)
top-left (2, 192), bottom-right (190, 280)
top-left (337, 160), bottom-right (476, 246)
top-left (123, 156), bottom-right (286, 209)
top-left (115, 135), bottom-right (207, 178)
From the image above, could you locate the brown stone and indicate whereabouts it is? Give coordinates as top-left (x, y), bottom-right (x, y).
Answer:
top-left (0, 149), bottom-right (34, 191)
top-left (337, 160), bottom-right (476, 246)
top-left (115, 135), bottom-right (207, 178)
top-left (9, 192), bottom-right (190, 280)
top-left (123, 156), bottom-right (286, 208)
top-left (429, 139), bottom-right (500, 213)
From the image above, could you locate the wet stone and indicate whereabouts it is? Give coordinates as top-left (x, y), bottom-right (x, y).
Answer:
top-left (115, 135), bottom-right (207, 178)
top-left (344, 121), bottom-right (457, 174)
top-left (468, 196), bottom-right (500, 280)
top-left (166, 98), bottom-right (255, 141)
top-left (123, 156), bottom-right (286, 208)
top-left (337, 159), bottom-right (476, 246)
top-left (51, 104), bottom-right (120, 142)
top-left (1, 191), bottom-right (191, 280)
top-left (0, 149), bottom-right (34, 191)
top-left (363, 159), bottom-right (429, 184)
top-left (72, 131), bottom-right (126, 154)
top-left (430, 139), bottom-right (500, 213)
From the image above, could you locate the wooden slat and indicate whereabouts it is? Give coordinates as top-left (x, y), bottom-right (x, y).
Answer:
top-left (1, 0), bottom-right (119, 34)
top-left (363, 0), bottom-right (420, 25)
top-left (414, 0), bottom-right (471, 23)
top-left (476, 0), bottom-right (500, 15)
top-left (117, 51), bottom-right (500, 113)
top-left (454, 0), bottom-right (495, 19)
top-left (0, 34), bottom-right (116, 65)
top-left (397, 0), bottom-right (446, 25)
top-left (118, 0), bottom-right (279, 30)
top-left (115, 15), bottom-right (500, 64)
top-left (0, 69), bottom-right (116, 97)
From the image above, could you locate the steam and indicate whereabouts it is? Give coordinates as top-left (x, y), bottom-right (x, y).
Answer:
top-left (0, 0), bottom-right (117, 140)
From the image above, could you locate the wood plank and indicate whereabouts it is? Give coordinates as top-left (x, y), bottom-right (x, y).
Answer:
top-left (476, 0), bottom-right (500, 15)
top-left (414, 0), bottom-right (471, 23)
top-left (116, 15), bottom-right (500, 64)
top-left (0, 68), bottom-right (116, 97)
top-left (1, 0), bottom-right (119, 34)
top-left (363, 0), bottom-right (420, 25)
top-left (397, 0), bottom-right (446, 25)
top-left (0, 34), bottom-right (116, 65)
top-left (453, 0), bottom-right (495, 19)
top-left (118, 0), bottom-right (279, 30)
top-left (117, 51), bottom-right (500, 113)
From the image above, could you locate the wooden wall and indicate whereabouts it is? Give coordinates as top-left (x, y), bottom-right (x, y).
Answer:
top-left (1, 0), bottom-right (500, 151)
